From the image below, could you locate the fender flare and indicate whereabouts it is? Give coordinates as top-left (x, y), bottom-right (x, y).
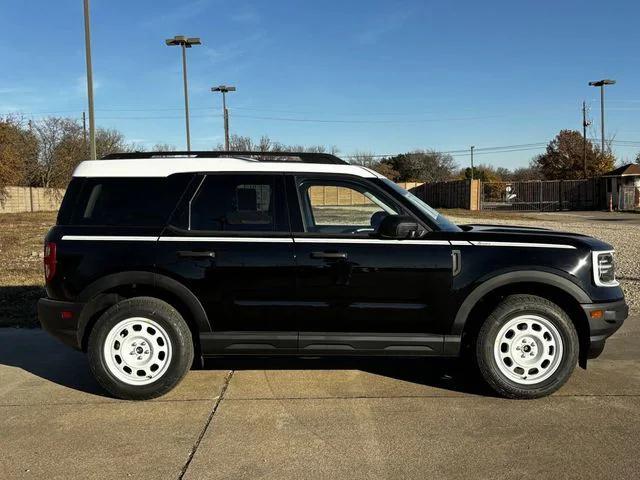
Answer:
top-left (76, 271), bottom-right (211, 346)
top-left (451, 270), bottom-right (591, 334)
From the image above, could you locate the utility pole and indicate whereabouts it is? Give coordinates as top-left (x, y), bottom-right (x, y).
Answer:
top-left (166, 36), bottom-right (202, 151)
top-left (83, 0), bottom-right (97, 159)
top-left (222, 91), bottom-right (229, 151)
top-left (82, 111), bottom-right (88, 151)
top-left (582, 101), bottom-right (591, 178)
top-left (588, 79), bottom-right (616, 154)
top-left (211, 85), bottom-right (236, 151)
top-left (470, 146), bottom-right (475, 181)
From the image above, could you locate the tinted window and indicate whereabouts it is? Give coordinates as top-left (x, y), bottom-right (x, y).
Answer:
top-left (71, 175), bottom-right (191, 226)
top-left (189, 174), bottom-right (286, 232)
top-left (57, 178), bottom-right (84, 225)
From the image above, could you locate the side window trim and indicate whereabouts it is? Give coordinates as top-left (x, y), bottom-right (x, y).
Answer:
top-left (188, 176), bottom-right (206, 230)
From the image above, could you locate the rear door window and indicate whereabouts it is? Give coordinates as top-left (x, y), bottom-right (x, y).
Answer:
top-left (184, 174), bottom-right (288, 233)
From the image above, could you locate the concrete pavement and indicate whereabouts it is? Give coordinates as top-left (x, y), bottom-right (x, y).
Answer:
top-left (1, 317), bottom-right (639, 479)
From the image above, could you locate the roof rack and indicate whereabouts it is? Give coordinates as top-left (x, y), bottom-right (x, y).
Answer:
top-left (100, 151), bottom-right (348, 165)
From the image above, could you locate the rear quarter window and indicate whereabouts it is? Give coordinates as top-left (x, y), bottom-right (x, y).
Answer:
top-left (64, 175), bottom-right (193, 226)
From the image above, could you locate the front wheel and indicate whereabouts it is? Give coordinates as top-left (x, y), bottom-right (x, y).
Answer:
top-left (476, 294), bottom-right (579, 399)
top-left (87, 297), bottom-right (194, 400)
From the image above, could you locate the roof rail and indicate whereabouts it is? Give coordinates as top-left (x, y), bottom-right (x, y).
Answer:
top-left (100, 151), bottom-right (348, 165)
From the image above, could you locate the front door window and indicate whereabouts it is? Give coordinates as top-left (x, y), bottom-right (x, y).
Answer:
top-left (299, 180), bottom-right (400, 236)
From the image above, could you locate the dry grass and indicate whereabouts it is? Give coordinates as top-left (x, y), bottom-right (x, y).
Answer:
top-left (0, 211), bottom-right (56, 327)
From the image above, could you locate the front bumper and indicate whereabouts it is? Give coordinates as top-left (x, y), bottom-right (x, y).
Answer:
top-left (582, 299), bottom-right (629, 359)
top-left (37, 298), bottom-right (84, 350)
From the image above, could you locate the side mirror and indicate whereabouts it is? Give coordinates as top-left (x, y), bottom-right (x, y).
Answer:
top-left (377, 215), bottom-right (420, 239)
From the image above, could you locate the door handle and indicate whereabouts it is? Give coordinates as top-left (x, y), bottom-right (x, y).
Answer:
top-left (310, 251), bottom-right (348, 260)
top-left (178, 250), bottom-right (216, 258)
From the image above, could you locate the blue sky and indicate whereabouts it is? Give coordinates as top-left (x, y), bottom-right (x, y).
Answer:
top-left (2, 0), bottom-right (639, 169)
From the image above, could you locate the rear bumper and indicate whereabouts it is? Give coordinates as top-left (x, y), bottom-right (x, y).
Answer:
top-left (582, 299), bottom-right (629, 359)
top-left (37, 298), bottom-right (84, 350)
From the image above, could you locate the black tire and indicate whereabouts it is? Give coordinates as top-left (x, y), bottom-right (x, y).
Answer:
top-left (87, 297), bottom-right (194, 400)
top-left (476, 294), bottom-right (579, 399)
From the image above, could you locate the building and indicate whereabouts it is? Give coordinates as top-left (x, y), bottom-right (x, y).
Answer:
top-left (602, 164), bottom-right (640, 210)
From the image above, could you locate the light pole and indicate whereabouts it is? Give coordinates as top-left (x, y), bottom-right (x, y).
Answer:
top-left (166, 35), bottom-right (202, 151)
top-left (83, 0), bottom-right (96, 159)
top-left (211, 85), bottom-right (236, 151)
top-left (588, 79), bottom-right (616, 154)
top-left (582, 101), bottom-right (591, 178)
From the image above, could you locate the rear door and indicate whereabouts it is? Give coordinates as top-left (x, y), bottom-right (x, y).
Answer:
top-left (49, 175), bottom-right (192, 301)
top-left (156, 173), bottom-right (297, 354)
top-left (288, 174), bottom-right (452, 355)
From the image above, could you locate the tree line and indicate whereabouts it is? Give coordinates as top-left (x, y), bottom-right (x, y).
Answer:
top-left (0, 115), bottom-right (134, 191)
top-left (0, 114), bottom-right (621, 201)
top-left (353, 130), bottom-right (617, 183)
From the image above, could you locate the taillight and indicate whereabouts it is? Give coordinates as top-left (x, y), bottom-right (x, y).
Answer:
top-left (44, 242), bottom-right (57, 282)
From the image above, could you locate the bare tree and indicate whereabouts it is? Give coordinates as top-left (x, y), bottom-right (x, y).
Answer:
top-left (26, 117), bottom-right (134, 188)
top-left (348, 151), bottom-right (377, 167)
top-left (0, 116), bottom-right (37, 199)
top-left (25, 117), bottom-right (79, 188)
top-left (95, 128), bottom-right (133, 158)
top-left (152, 143), bottom-right (177, 152)
top-left (257, 135), bottom-right (272, 152)
top-left (216, 134), bottom-right (340, 155)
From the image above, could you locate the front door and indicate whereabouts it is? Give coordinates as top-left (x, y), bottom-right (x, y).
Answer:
top-left (156, 173), bottom-right (297, 353)
top-left (288, 174), bottom-right (452, 355)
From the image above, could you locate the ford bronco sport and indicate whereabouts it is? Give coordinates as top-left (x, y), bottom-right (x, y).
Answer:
top-left (38, 151), bottom-right (628, 400)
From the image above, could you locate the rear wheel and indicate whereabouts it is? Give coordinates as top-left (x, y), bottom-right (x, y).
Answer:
top-left (88, 297), bottom-right (194, 400)
top-left (476, 294), bottom-right (578, 399)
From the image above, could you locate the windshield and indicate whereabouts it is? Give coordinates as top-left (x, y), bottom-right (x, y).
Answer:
top-left (381, 178), bottom-right (461, 232)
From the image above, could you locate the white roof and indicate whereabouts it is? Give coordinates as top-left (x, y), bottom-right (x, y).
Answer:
top-left (72, 156), bottom-right (380, 178)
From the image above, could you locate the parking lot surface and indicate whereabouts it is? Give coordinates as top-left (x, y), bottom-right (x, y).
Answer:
top-left (1, 315), bottom-right (639, 480)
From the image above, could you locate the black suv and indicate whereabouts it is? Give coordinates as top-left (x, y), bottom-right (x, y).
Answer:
top-left (38, 151), bottom-right (628, 400)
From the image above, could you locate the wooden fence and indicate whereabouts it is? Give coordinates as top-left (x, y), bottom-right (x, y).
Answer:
top-left (0, 186), bottom-right (65, 214)
top-left (410, 180), bottom-right (474, 209)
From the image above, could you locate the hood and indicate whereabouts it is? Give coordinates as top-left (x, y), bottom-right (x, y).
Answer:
top-left (456, 223), bottom-right (613, 251)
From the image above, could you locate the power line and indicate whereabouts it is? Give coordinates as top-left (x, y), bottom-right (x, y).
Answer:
top-left (232, 113), bottom-right (504, 124)
top-left (343, 143), bottom-right (549, 158)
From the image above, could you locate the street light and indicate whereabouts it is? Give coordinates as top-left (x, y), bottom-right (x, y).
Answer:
top-left (166, 35), bottom-right (202, 151)
top-left (83, 0), bottom-right (96, 160)
top-left (211, 85), bottom-right (236, 151)
top-left (588, 79), bottom-right (616, 154)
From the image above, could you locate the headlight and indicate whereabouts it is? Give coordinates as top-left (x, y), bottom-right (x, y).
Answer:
top-left (592, 251), bottom-right (619, 287)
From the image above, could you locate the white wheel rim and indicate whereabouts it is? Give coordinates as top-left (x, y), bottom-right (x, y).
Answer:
top-left (493, 314), bottom-right (564, 385)
top-left (103, 317), bottom-right (173, 386)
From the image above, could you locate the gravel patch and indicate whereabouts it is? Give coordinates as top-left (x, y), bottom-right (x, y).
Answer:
top-left (449, 215), bottom-right (640, 311)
